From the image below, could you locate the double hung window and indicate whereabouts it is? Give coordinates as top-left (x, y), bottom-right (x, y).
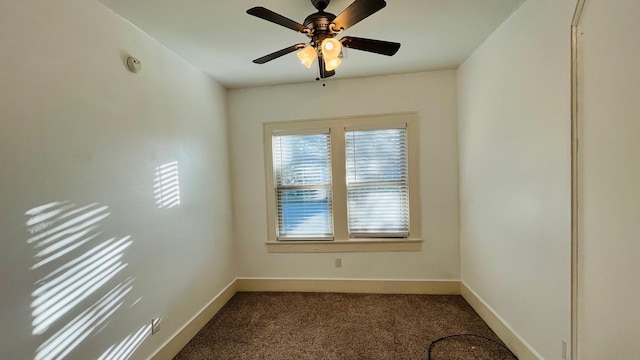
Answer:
top-left (345, 126), bottom-right (409, 238)
top-left (264, 113), bottom-right (421, 252)
top-left (272, 131), bottom-right (333, 240)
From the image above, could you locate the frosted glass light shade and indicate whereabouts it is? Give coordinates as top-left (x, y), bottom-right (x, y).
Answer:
top-left (325, 57), bottom-right (342, 71)
top-left (321, 38), bottom-right (342, 59)
top-left (297, 45), bottom-right (317, 68)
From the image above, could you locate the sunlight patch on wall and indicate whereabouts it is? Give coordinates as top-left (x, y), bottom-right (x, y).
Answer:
top-left (27, 202), bottom-right (138, 360)
top-left (28, 202), bottom-right (110, 270)
top-left (97, 324), bottom-right (150, 360)
top-left (35, 279), bottom-right (135, 360)
top-left (154, 161), bottom-right (181, 209)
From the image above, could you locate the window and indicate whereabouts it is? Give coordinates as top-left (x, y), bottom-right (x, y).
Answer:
top-left (273, 131), bottom-right (333, 240)
top-left (346, 127), bottom-right (409, 238)
top-left (264, 113), bottom-right (421, 252)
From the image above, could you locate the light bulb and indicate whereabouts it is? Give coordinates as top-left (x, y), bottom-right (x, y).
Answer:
top-left (321, 38), bottom-right (342, 60)
top-left (325, 57), bottom-right (342, 71)
top-left (296, 45), bottom-right (317, 69)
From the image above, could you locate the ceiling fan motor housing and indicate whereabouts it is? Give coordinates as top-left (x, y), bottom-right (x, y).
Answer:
top-left (311, 0), bottom-right (330, 11)
top-left (304, 11), bottom-right (337, 45)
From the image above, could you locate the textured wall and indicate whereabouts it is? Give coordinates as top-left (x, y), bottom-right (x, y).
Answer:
top-left (578, 0), bottom-right (640, 358)
top-left (0, 1), bottom-right (235, 358)
top-left (228, 71), bottom-right (460, 280)
top-left (457, 0), bottom-right (575, 358)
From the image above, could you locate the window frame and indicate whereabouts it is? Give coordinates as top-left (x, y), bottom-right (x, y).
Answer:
top-left (263, 113), bottom-right (422, 253)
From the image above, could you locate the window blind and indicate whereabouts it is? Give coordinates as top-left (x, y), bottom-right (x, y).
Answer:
top-left (345, 127), bottom-right (409, 237)
top-left (272, 132), bottom-right (333, 240)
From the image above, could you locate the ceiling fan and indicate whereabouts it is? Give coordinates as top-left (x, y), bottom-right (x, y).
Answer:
top-left (247, 0), bottom-right (401, 79)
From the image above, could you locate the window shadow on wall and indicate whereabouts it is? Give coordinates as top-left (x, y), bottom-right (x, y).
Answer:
top-left (26, 201), bottom-right (147, 360)
top-left (154, 161), bottom-right (181, 209)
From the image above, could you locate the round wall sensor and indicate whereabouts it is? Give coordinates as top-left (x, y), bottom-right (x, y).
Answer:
top-left (126, 56), bottom-right (142, 73)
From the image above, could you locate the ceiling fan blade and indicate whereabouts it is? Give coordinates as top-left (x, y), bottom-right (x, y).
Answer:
top-left (253, 44), bottom-right (306, 64)
top-left (318, 57), bottom-right (336, 79)
top-left (341, 36), bottom-right (400, 56)
top-left (247, 7), bottom-right (307, 33)
top-left (332, 0), bottom-right (386, 31)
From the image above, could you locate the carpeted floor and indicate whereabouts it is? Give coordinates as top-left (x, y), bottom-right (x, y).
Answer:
top-left (174, 292), bottom-right (517, 360)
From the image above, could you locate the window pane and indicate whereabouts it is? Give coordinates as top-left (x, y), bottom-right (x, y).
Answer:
top-left (346, 128), bottom-right (409, 237)
top-left (273, 133), bottom-right (333, 239)
top-left (277, 189), bottom-right (332, 238)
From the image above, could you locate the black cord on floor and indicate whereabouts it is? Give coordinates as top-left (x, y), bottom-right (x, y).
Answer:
top-left (427, 334), bottom-right (518, 360)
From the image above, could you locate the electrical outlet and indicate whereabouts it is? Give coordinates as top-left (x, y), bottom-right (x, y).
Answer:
top-left (335, 258), bottom-right (342, 268)
top-left (151, 317), bottom-right (162, 335)
top-left (562, 339), bottom-right (568, 359)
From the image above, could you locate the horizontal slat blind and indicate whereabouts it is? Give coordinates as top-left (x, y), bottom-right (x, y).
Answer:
top-left (345, 128), bottom-right (409, 237)
top-left (273, 132), bottom-right (333, 240)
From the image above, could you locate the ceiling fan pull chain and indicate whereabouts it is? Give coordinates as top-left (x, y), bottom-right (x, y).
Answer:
top-left (315, 68), bottom-right (327, 86)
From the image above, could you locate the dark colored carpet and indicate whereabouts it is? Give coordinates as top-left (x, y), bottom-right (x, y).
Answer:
top-left (174, 292), bottom-right (516, 360)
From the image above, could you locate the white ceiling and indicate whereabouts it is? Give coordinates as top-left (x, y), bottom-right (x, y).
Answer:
top-left (99, 0), bottom-right (524, 88)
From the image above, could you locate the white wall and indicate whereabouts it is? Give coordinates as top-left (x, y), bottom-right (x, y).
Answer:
top-left (228, 71), bottom-right (460, 280)
top-left (578, 0), bottom-right (640, 358)
top-left (457, 0), bottom-right (575, 359)
top-left (0, 1), bottom-right (235, 359)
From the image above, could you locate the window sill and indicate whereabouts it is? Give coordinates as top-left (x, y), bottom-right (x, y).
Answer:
top-left (266, 239), bottom-right (423, 253)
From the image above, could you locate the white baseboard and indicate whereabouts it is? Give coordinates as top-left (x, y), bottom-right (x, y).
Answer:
top-left (461, 282), bottom-right (542, 360)
top-left (237, 278), bottom-right (461, 294)
top-left (150, 279), bottom-right (238, 360)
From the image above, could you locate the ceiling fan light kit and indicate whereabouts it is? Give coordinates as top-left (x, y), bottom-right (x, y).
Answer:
top-left (297, 45), bottom-right (317, 68)
top-left (321, 38), bottom-right (342, 59)
top-left (247, 0), bottom-right (400, 79)
top-left (325, 56), bottom-right (342, 71)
